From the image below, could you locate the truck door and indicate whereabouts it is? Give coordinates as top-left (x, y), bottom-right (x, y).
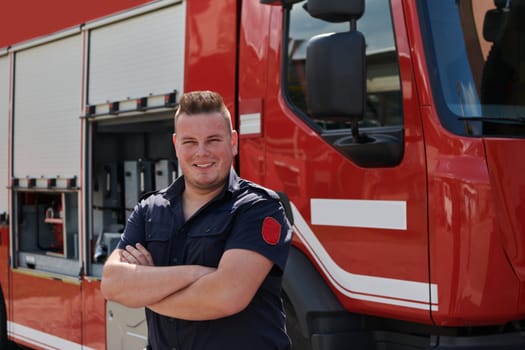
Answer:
top-left (240, 0), bottom-right (434, 325)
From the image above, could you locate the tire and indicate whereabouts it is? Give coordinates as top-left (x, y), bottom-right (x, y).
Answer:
top-left (0, 285), bottom-right (20, 350)
top-left (283, 292), bottom-right (312, 350)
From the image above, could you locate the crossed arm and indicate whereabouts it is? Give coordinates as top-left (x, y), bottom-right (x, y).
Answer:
top-left (101, 244), bottom-right (215, 308)
top-left (101, 243), bottom-right (273, 320)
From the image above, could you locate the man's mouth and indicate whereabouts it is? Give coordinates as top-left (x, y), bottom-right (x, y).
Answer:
top-left (194, 162), bottom-right (213, 169)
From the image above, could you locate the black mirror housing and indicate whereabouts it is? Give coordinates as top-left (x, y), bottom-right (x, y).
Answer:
top-left (306, 31), bottom-right (366, 120)
top-left (306, 0), bottom-right (364, 22)
top-left (260, 0), bottom-right (303, 6)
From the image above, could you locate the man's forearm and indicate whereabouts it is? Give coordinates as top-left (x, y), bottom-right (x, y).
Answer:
top-left (147, 249), bottom-right (273, 320)
top-left (147, 269), bottom-right (241, 320)
top-left (101, 250), bottom-right (214, 307)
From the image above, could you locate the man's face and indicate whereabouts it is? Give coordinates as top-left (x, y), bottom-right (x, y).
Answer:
top-left (173, 112), bottom-right (238, 194)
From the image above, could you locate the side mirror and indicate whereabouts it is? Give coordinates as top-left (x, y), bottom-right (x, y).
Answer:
top-left (259, 0), bottom-right (302, 5)
top-left (306, 0), bottom-right (364, 22)
top-left (306, 30), bottom-right (366, 120)
top-left (483, 8), bottom-right (508, 42)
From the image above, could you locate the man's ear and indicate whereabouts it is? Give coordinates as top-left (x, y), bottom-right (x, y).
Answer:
top-left (231, 130), bottom-right (239, 156)
top-left (172, 133), bottom-right (177, 148)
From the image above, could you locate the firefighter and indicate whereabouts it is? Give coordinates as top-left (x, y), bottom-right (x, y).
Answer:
top-left (101, 90), bottom-right (292, 350)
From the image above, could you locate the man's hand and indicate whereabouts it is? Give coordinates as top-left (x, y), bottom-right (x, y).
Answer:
top-left (119, 244), bottom-right (215, 281)
top-left (120, 243), bottom-right (154, 265)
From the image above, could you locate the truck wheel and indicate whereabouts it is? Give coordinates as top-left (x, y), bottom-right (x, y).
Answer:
top-left (0, 286), bottom-right (19, 350)
top-left (0, 284), bottom-right (8, 348)
top-left (284, 293), bottom-right (312, 350)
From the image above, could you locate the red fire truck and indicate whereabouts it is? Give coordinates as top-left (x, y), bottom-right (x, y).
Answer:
top-left (1, 0), bottom-right (524, 349)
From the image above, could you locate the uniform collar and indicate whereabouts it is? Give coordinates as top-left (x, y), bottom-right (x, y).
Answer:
top-left (226, 167), bottom-right (241, 193)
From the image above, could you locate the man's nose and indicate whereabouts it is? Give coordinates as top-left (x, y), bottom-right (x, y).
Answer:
top-left (195, 142), bottom-right (210, 155)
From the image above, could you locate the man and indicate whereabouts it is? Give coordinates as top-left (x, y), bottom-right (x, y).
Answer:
top-left (101, 90), bottom-right (292, 349)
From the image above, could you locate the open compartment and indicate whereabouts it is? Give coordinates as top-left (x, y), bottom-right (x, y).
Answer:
top-left (88, 113), bottom-right (177, 276)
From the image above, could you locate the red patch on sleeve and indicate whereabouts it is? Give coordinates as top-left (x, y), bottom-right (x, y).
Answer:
top-left (262, 217), bottom-right (281, 245)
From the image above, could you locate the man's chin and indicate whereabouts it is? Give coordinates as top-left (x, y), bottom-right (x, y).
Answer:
top-left (192, 178), bottom-right (224, 191)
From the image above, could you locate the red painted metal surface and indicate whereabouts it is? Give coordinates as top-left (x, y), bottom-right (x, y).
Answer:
top-left (0, 225), bottom-right (9, 307)
top-left (184, 0), bottom-right (238, 129)
top-left (0, 0), bottom-right (153, 49)
top-left (402, 0), bottom-right (433, 108)
top-left (81, 278), bottom-right (106, 350)
top-left (483, 139), bottom-right (525, 317)
top-left (422, 105), bottom-right (522, 325)
top-left (238, 1), bottom-right (272, 184)
top-left (10, 270), bottom-right (82, 346)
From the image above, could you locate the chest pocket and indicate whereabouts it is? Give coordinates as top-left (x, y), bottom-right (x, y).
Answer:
top-left (145, 218), bottom-right (173, 266)
top-left (184, 215), bottom-right (233, 267)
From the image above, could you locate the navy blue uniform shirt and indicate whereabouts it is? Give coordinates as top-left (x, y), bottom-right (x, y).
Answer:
top-left (118, 169), bottom-right (292, 350)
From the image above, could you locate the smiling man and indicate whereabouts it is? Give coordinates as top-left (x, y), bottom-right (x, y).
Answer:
top-left (101, 90), bottom-right (293, 350)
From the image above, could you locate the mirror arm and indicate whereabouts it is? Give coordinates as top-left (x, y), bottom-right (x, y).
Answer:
top-left (350, 18), bottom-right (356, 31)
top-left (352, 119), bottom-right (360, 142)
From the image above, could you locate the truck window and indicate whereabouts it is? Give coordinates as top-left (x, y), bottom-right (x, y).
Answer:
top-left (14, 189), bottom-right (80, 276)
top-left (418, 0), bottom-right (525, 137)
top-left (285, 0), bottom-right (403, 132)
top-left (284, 0), bottom-right (404, 167)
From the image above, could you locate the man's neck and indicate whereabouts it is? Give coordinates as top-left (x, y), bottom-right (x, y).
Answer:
top-left (182, 185), bottom-right (223, 221)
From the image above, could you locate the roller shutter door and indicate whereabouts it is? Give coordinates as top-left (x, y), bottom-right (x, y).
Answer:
top-left (0, 55), bottom-right (8, 213)
top-left (13, 35), bottom-right (82, 179)
top-left (88, 2), bottom-right (185, 105)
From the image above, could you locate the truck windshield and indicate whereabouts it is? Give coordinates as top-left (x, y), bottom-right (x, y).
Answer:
top-left (419, 0), bottom-right (525, 137)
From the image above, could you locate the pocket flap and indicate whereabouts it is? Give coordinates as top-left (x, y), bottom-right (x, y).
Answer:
top-left (145, 221), bottom-right (172, 241)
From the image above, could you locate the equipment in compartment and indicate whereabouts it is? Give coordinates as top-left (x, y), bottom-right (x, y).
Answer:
top-left (93, 227), bottom-right (123, 263)
top-left (154, 159), bottom-right (178, 190)
top-left (18, 193), bottom-right (64, 255)
top-left (124, 159), bottom-right (154, 218)
top-left (16, 191), bottom-right (79, 272)
top-left (92, 162), bottom-right (123, 237)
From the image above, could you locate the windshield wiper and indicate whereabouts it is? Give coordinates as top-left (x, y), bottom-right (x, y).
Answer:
top-left (458, 116), bottom-right (525, 124)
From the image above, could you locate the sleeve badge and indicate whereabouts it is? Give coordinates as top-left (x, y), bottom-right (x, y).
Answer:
top-left (262, 216), bottom-right (281, 245)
